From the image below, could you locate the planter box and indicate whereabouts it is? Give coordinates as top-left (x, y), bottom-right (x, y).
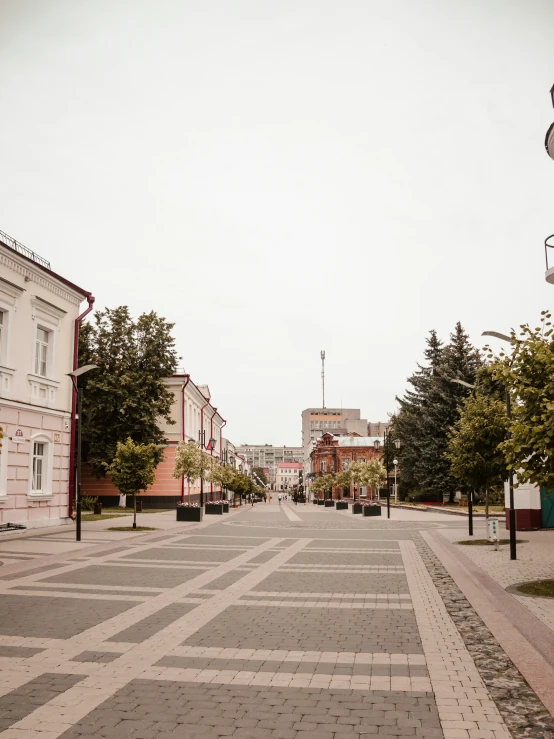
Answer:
top-left (363, 506), bottom-right (382, 517)
top-left (176, 507), bottom-right (203, 522)
top-left (317, 500), bottom-right (325, 506)
top-left (352, 504), bottom-right (363, 515)
top-left (324, 500), bottom-right (335, 507)
top-left (205, 504), bottom-right (224, 515)
top-left (336, 502), bottom-right (348, 510)
top-left (313, 500), bottom-right (318, 505)
top-left (222, 503), bottom-right (229, 513)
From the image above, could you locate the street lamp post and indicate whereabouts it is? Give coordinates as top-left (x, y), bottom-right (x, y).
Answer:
top-left (384, 429), bottom-right (390, 519)
top-left (67, 364), bottom-right (98, 542)
top-left (445, 375), bottom-right (477, 539)
top-left (393, 440), bottom-right (401, 503)
top-left (482, 330), bottom-right (517, 561)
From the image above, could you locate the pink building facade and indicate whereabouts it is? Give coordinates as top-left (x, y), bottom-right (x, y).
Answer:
top-left (0, 229), bottom-right (92, 528)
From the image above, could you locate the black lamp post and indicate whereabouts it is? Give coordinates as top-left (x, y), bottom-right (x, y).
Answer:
top-left (482, 330), bottom-right (517, 561)
top-left (67, 364), bottom-right (98, 542)
top-left (384, 429), bottom-right (391, 519)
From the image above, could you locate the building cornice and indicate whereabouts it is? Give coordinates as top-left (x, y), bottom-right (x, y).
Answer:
top-left (0, 246), bottom-right (84, 307)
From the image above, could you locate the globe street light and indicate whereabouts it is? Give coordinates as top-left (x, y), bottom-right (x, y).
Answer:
top-left (67, 364), bottom-right (98, 542)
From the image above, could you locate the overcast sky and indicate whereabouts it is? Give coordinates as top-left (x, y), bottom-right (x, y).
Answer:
top-left (2, 0), bottom-right (554, 446)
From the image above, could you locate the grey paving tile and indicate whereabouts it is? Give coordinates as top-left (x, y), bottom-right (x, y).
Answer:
top-left (252, 572), bottom-right (410, 595)
top-left (120, 547), bottom-right (246, 562)
top-left (0, 594), bottom-right (134, 638)
top-left (57, 680), bottom-right (441, 739)
top-left (10, 584), bottom-right (158, 597)
top-left (182, 605), bottom-right (422, 653)
top-left (0, 645), bottom-right (45, 658)
top-left (42, 564), bottom-right (206, 588)
top-left (108, 603), bottom-right (198, 643)
top-left (72, 651), bottom-right (120, 663)
top-left (0, 673), bottom-right (84, 731)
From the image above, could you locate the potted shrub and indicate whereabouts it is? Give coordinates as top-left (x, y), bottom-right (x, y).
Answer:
top-left (352, 502), bottom-right (363, 514)
top-left (205, 501), bottom-right (224, 515)
top-left (362, 501), bottom-right (382, 517)
top-left (313, 499), bottom-right (318, 505)
top-left (324, 499), bottom-right (335, 507)
top-left (317, 499), bottom-right (325, 505)
top-left (176, 503), bottom-right (203, 522)
top-left (336, 501), bottom-right (348, 510)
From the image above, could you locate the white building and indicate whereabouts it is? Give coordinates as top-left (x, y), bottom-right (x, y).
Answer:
top-left (0, 229), bottom-right (92, 528)
top-left (275, 461), bottom-right (302, 491)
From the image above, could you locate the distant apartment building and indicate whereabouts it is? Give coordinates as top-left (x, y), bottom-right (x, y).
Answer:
top-left (367, 421), bottom-right (390, 437)
top-left (275, 462), bottom-right (302, 491)
top-left (0, 228), bottom-right (93, 528)
top-left (301, 408), bottom-right (368, 449)
top-left (236, 444), bottom-right (302, 485)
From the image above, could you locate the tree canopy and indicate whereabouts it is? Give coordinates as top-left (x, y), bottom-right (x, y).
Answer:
top-left (488, 311), bottom-right (554, 495)
top-left (394, 323), bottom-right (482, 502)
top-left (108, 438), bottom-right (158, 527)
top-left (79, 306), bottom-right (178, 476)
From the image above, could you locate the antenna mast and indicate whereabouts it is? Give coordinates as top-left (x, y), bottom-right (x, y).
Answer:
top-left (320, 350), bottom-right (326, 408)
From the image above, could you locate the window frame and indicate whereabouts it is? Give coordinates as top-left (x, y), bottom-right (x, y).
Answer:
top-left (28, 433), bottom-right (53, 497)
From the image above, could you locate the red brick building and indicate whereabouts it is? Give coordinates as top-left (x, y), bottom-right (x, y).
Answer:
top-left (309, 433), bottom-right (383, 500)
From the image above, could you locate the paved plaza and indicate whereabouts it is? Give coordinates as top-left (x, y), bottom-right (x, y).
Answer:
top-left (0, 502), bottom-right (552, 738)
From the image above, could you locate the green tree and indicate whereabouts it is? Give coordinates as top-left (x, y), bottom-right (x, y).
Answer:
top-left (311, 474), bottom-right (334, 499)
top-left (334, 469), bottom-right (351, 497)
top-left (359, 459), bottom-right (387, 498)
top-left (208, 462), bottom-right (236, 499)
top-left (395, 324), bottom-right (482, 503)
top-left (108, 438), bottom-right (157, 528)
top-left (79, 306), bottom-right (178, 476)
top-left (446, 392), bottom-right (508, 520)
top-left (489, 312), bottom-right (554, 496)
top-left (253, 467), bottom-right (268, 485)
top-left (173, 441), bottom-right (202, 504)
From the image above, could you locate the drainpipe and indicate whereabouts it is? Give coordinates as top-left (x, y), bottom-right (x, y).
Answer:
top-left (220, 419), bottom-right (227, 500)
top-left (199, 398), bottom-right (210, 506)
top-left (208, 407), bottom-right (217, 501)
top-left (180, 375), bottom-right (190, 503)
top-left (68, 293), bottom-right (95, 520)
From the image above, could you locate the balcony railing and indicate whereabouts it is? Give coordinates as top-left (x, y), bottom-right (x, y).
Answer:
top-left (0, 229), bottom-right (51, 270)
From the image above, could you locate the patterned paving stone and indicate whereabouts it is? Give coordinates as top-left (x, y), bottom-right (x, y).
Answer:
top-left (252, 571), bottom-right (410, 595)
top-left (0, 644), bottom-right (45, 658)
top-left (57, 679), bottom-right (442, 739)
top-left (0, 594), bottom-right (134, 638)
top-left (10, 584), bottom-right (159, 597)
top-left (72, 651), bottom-right (119, 663)
top-left (0, 673), bottom-right (84, 731)
top-left (183, 604), bottom-right (423, 653)
top-left (120, 547), bottom-right (248, 562)
top-left (107, 603), bottom-right (198, 643)
top-left (41, 564), bottom-right (207, 588)
top-left (288, 552), bottom-right (403, 566)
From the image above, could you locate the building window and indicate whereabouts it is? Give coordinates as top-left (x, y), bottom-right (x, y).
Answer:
top-left (35, 327), bottom-right (49, 377)
top-left (32, 442), bottom-right (46, 492)
top-left (342, 458), bottom-right (350, 470)
top-left (320, 460), bottom-right (326, 473)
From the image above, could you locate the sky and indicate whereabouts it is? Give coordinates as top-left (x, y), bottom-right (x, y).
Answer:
top-left (1, 0), bottom-right (554, 447)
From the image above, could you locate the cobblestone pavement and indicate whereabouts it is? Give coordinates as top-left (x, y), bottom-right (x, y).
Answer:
top-left (0, 502), bottom-right (550, 738)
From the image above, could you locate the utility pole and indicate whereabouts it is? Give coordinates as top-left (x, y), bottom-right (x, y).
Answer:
top-left (321, 350), bottom-right (325, 408)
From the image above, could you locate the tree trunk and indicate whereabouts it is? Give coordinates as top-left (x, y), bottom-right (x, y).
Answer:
top-left (133, 495), bottom-right (137, 529)
top-left (187, 480), bottom-right (190, 505)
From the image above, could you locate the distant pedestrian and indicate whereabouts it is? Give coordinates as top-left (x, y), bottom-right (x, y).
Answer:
top-left (278, 494), bottom-right (282, 503)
